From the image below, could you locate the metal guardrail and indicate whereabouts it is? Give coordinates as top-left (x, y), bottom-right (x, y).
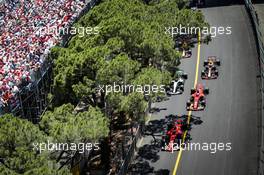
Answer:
top-left (244, 1), bottom-right (264, 174)
top-left (116, 122), bottom-right (145, 175)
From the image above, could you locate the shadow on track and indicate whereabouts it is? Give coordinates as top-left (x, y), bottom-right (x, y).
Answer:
top-left (145, 114), bottom-right (203, 137)
top-left (149, 107), bottom-right (167, 114)
top-left (127, 115), bottom-right (203, 175)
top-left (128, 160), bottom-right (170, 175)
top-left (203, 0), bottom-right (244, 8)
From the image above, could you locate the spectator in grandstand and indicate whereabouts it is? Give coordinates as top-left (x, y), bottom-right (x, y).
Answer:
top-left (0, 0), bottom-right (86, 108)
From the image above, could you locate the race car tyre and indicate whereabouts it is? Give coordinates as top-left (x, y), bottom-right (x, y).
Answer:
top-left (201, 100), bottom-right (206, 106)
top-left (204, 60), bottom-right (208, 66)
top-left (187, 101), bottom-right (191, 107)
top-left (190, 96), bottom-right (194, 102)
top-left (166, 90), bottom-right (171, 95)
top-left (215, 70), bottom-right (219, 76)
top-left (191, 88), bottom-right (196, 94)
top-left (161, 138), bottom-right (166, 150)
top-left (204, 87), bottom-right (209, 94)
top-left (182, 73), bottom-right (188, 79)
top-left (180, 86), bottom-right (184, 92)
top-left (216, 59), bottom-right (221, 66)
top-left (201, 71), bottom-right (206, 78)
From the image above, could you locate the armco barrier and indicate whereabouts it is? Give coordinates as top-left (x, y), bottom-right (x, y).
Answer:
top-left (244, 0), bottom-right (264, 174)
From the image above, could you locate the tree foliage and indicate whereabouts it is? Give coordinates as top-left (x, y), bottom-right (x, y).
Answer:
top-left (51, 0), bottom-right (208, 108)
top-left (40, 104), bottom-right (109, 144)
top-left (96, 54), bottom-right (141, 85)
top-left (0, 114), bottom-right (70, 175)
top-left (0, 1), bottom-right (210, 173)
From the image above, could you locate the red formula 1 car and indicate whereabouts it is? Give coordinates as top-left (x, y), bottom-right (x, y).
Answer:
top-left (201, 56), bottom-right (220, 79)
top-left (161, 119), bottom-right (185, 152)
top-left (186, 84), bottom-right (209, 111)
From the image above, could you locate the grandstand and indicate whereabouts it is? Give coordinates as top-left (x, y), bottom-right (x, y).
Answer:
top-left (0, 0), bottom-right (97, 122)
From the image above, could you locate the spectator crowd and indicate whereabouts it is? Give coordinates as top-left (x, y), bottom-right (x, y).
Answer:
top-left (0, 0), bottom-right (86, 109)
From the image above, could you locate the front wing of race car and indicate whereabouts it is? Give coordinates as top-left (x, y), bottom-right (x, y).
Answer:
top-left (201, 70), bottom-right (219, 79)
top-left (186, 101), bottom-right (206, 111)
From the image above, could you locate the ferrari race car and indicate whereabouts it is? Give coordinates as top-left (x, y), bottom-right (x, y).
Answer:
top-left (166, 71), bottom-right (188, 95)
top-left (201, 56), bottom-right (220, 79)
top-left (186, 84), bottom-right (209, 111)
top-left (161, 117), bottom-right (189, 152)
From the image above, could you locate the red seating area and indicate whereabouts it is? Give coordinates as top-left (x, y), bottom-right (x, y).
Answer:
top-left (0, 0), bottom-right (86, 107)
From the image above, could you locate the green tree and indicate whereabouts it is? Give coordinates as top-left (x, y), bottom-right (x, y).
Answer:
top-left (52, 46), bottom-right (107, 106)
top-left (133, 67), bottom-right (171, 110)
top-left (51, 0), bottom-right (209, 107)
top-left (0, 114), bottom-right (69, 175)
top-left (121, 92), bottom-right (147, 122)
top-left (40, 104), bottom-right (109, 142)
top-left (48, 1), bottom-right (210, 172)
top-left (40, 105), bottom-right (109, 159)
top-left (72, 77), bottom-right (97, 107)
top-left (96, 54), bottom-right (141, 85)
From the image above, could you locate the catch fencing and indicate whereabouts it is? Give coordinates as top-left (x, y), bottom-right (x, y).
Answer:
top-left (116, 121), bottom-right (145, 175)
top-left (244, 0), bottom-right (264, 174)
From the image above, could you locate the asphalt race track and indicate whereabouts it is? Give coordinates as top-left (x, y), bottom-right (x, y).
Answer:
top-left (128, 1), bottom-right (260, 175)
